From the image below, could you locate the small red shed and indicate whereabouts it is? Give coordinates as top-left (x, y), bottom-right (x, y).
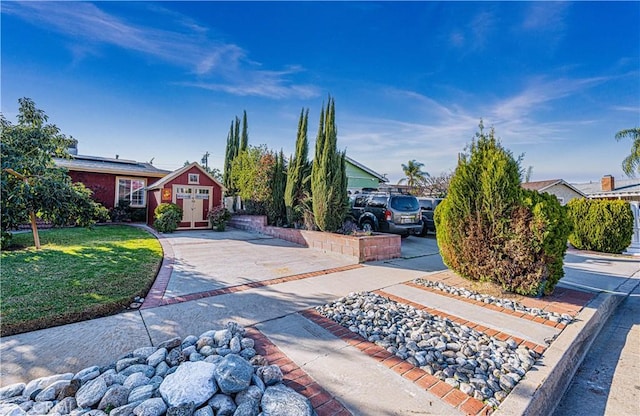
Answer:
top-left (146, 163), bottom-right (225, 230)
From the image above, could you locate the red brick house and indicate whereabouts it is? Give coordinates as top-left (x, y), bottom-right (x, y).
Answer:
top-left (54, 154), bottom-right (170, 211)
top-left (146, 162), bottom-right (225, 230)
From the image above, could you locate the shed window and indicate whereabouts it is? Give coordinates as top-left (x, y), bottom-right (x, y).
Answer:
top-left (117, 178), bottom-right (146, 207)
top-left (188, 174), bottom-right (200, 184)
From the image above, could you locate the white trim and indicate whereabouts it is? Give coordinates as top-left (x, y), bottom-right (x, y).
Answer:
top-left (115, 176), bottom-right (147, 208)
top-left (172, 184), bottom-right (214, 229)
top-left (147, 162), bottom-right (225, 191)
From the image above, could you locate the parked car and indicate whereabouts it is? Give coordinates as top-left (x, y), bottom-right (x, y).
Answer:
top-left (348, 192), bottom-right (422, 237)
top-left (417, 197), bottom-right (444, 236)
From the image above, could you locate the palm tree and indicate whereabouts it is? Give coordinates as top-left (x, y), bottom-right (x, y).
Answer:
top-left (398, 160), bottom-right (429, 191)
top-left (615, 128), bottom-right (640, 176)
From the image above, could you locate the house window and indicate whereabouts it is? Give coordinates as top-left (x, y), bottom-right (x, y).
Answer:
top-left (188, 173), bottom-right (199, 184)
top-left (196, 188), bottom-right (210, 199)
top-left (117, 178), bottom-right (146, 207)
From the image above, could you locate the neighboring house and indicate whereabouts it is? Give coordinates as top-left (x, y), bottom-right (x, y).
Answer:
top-left (572, 175), bottom-right (640, 202)
top-left (345, 156), bottom-right (388, 192)
top-left (147, 162), bottom-right (225, 230)
top-left (521, 179), bottom-right (586, 205)
top-left (54, 154), bottom-right (170, 210)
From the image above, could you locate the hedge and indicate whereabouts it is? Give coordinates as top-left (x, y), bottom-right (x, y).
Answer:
top-left (567, 199), bottom-right (633, 254)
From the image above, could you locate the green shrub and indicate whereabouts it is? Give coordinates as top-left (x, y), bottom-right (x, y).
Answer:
top-left (92, 203), bottom-right (110, 223)
top-left (435, 123), bottom-right (570, 296)
top-left (499, 190), bottom-right (570, 295)
top-left (567, 199), bottom-right (633, 253)
top-left (208, 206), bottom-right (231, 231)
top-left (1, 230), bottom-right (12, 250)
top-left (154, 203), bottom-right (183, 233)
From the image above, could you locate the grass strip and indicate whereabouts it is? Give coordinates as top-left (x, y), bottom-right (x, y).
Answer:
top-left (1, 225), bottom-right (163, 336)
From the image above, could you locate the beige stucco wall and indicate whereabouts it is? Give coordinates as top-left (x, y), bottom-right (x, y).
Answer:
top-left (543, 184), bottom-right (583, 205)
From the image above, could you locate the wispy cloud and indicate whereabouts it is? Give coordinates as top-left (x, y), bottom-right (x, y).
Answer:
top-left (491, 76), bottom-right (610, 121)
top-left (521, 2), bottom-right (570, 33)
top-left (338, 77), bottom-right (609, 181)
top-left (520, 2), bottom-right (570, 51)
top-left (448, 10), bottom-right (496, 52)
top-left (2, 1), bottom-right (318, 99)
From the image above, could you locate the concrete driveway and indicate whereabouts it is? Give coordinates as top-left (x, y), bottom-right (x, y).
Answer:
top-left (158, 228), bottom-right (358, 298)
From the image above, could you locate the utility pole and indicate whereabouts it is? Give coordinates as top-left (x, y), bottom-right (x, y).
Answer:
top-left (201, 151), bottom-right (210, 170)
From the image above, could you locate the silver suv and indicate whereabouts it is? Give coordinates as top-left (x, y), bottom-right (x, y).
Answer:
top-left (348, 192), bottom-right (422, 237)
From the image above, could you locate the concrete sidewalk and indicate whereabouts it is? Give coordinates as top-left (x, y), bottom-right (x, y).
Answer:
top-left (1, 228), bottom-right (638, 415)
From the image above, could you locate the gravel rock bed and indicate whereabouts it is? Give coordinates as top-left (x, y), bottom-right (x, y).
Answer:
top-left (413, 278), bottom-right (574, 325)
top-left (316, 292), bottom-right (542, 408)
top-left (0, 322), bottom-right (314, 416)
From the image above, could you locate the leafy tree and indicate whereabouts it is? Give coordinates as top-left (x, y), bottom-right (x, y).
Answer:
top-left (284, 108), bottom-right (311, 225)
top-left (230, 145), bottom-right (275, 214)
top-left (435, 121), bottom-right (569, 296)
top-left (398, 160), bottom-right (429, 192)
top-left (422, 171), bottom-right (452, 198)
top-left (524, 165), bottom-right (534, 183)
top-left (615, 127), bottom-right (640, 176)
top-left (311, 96), bottom-right (348, 232)
top-left (1, 98), bottom-right (99, 248)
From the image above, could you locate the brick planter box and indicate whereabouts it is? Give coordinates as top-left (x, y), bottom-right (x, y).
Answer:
top-left (228, 215), bottom-right (401, 263)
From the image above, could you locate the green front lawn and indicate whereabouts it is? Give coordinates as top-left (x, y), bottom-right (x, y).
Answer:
top-left (1, 225), bottom-right (163, 336)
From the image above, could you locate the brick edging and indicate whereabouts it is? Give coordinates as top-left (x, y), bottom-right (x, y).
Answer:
top-left (142, 264), bottom-right (363, 309)
top-left (404, 282), bottom-right (571, 330)
top-left (300, 309), bottom-right (493, 416)
top-left (375, 290), bottom-right (547, 355)
top-left (245, 326), bottom-right (353, 416)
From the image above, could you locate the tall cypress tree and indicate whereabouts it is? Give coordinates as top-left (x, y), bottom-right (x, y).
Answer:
top-left (240, 111), bottom-right (248, 153)
top-left (233, 116), bottom-right (241, 158)
top-left (222, 112), bottom-right (248, 196)
top-left (223, 121), bottom-right (236, 193)
top-left (284, 108), bottom-right (310, 225)
top-left (269, 149), bottom-right (287, 225)
top-left (311, 96), bottom-right (347, 232)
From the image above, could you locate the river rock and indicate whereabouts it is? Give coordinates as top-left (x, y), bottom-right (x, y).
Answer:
top-left (261, 384), bottom-right (314, 416)
top-left (159, 361), bottom-right (217, 407)
top-left (213, 354), bottom-right (253, 394)
top-left (97, 385), bottom-right (129, 411)
top-left (257, 365), bottom-right (283, 386)
top-left (133, 397), bottom-right (167, 416)
top-left (76, 377), bottom-right (108, 408)
top-left (208, 394), bottom-right (236, 416)
top-left (0, 385), bottom-right (24, 401)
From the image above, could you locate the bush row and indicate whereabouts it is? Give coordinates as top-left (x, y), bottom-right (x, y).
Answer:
top-left (434, 123), bottom-right (636, 297)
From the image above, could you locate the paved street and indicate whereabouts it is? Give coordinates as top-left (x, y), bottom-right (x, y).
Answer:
top-left (553, 281), bottom-right (640, 416)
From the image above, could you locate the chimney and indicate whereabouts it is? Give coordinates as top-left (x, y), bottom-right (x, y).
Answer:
top-left (601, 175), bottom-right (615, 192)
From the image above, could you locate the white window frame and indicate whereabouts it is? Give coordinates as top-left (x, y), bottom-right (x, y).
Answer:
top-left (188, 173), bottom-right (200, 184)
top-left (116, 177), bottom-right (147, 208)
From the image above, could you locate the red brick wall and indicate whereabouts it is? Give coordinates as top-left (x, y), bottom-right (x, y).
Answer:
top-left (228, 215), bottom-right (401, 262)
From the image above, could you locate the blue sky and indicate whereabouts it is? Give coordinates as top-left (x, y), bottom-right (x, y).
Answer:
top-left (2, 1), bottom-right (639, 184)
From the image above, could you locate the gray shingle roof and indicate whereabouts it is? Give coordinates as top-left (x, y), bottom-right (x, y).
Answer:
top-left (54, 155), bottom-right (170, 177)
top-left (572, 177), bottom-right (640, 197)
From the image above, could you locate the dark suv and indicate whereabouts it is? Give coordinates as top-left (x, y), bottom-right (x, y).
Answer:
top-left (348, 192), bottom-right (422, 237)
top-left (417, 197), bottom-right (443, 236)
